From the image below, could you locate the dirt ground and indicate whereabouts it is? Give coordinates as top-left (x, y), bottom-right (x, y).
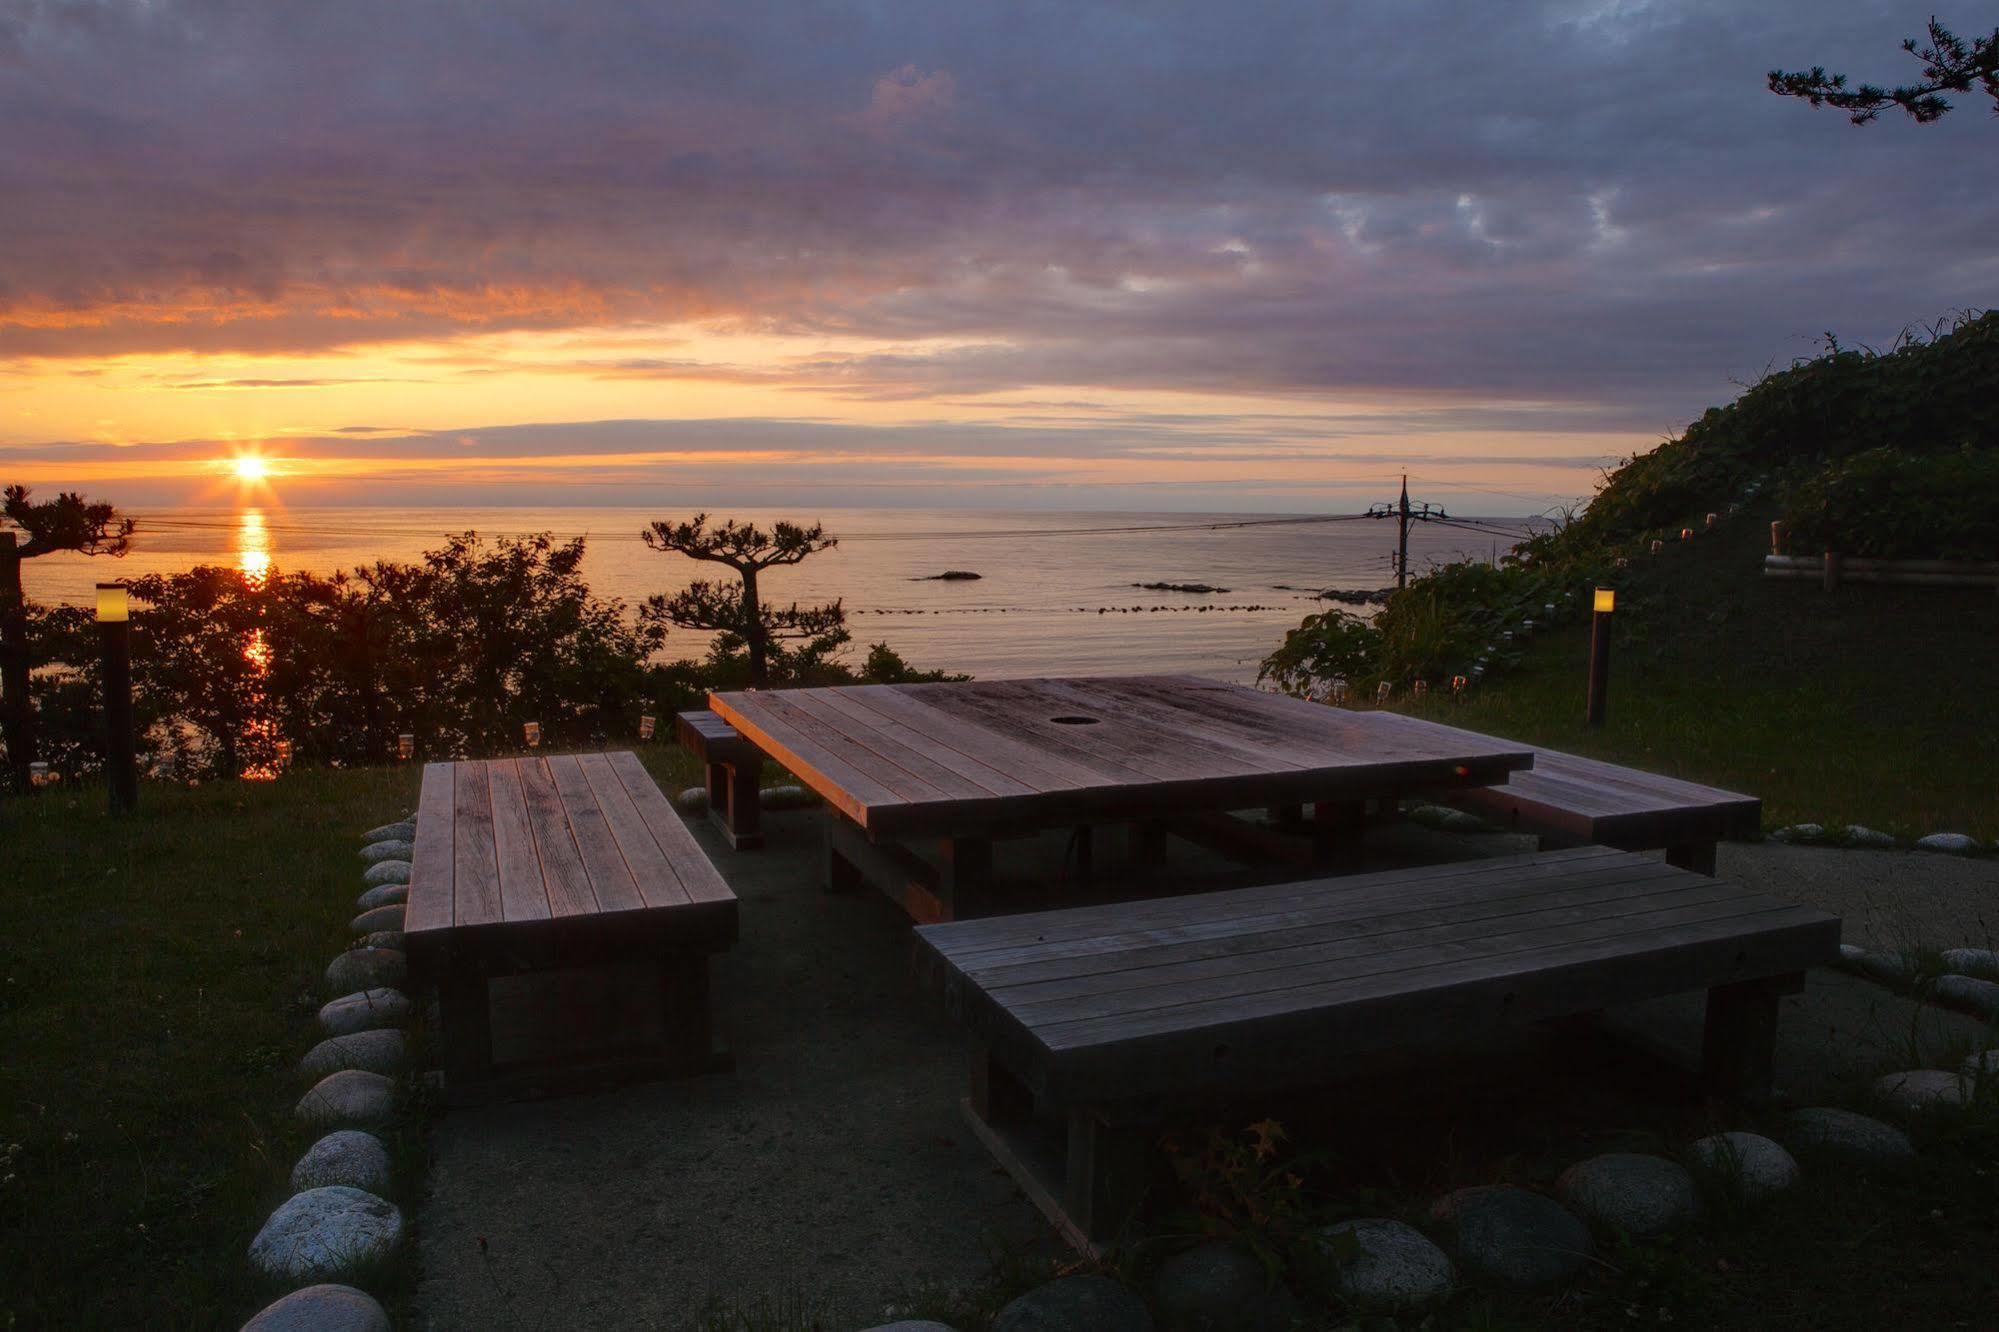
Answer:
top-left (412, 813), bottom-right (1999, 1330)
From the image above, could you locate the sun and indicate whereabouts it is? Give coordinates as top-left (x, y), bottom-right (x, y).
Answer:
top-left (233, 454), bottom-right (270, 482)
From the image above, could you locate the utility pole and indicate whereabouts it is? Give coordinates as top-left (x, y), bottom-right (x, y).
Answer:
top-left (1366, 475), bottom-right (1448, 590)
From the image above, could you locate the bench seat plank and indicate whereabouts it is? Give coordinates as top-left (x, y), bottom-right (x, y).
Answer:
top-left (915, 848), bottom-right (1837, 1106)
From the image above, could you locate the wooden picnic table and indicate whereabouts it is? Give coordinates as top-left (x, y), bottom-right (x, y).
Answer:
top-left (405, 751), bottom-right (737, 1104)
top-left (707, 675), bottom-right (1534, 920)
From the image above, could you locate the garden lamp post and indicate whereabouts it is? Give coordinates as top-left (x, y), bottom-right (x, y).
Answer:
top-left (96, 582), bottom-right (137, 812)
top-left (1584, 587), bottom-right (1614, 728)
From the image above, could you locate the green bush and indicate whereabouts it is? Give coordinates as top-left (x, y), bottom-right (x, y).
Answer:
top-left (1780, 446), bottom-right (1999, 561)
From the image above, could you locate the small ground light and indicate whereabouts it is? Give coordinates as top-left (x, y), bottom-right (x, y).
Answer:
top-left (639, 714), bottom-right (657, 741)
top-left (1650, 539), bottom-right (1663, 554)
top-left (28, 761), bottom-right (51, 787)
top-left (1706, 512), bottom-right (1718, 528)
top-left (1412, 680), bottom-right (1427, 697)
top-left (1451, 675), bottom-right (1467, 693)
top-left (524, 721), bottom-right (542, 747)
top-left (1375, 680), bottom-right (1392, 704)
top-left (1586, 587), bottom-right (1615, 726)
top-left (398, 734), bottom-right (414, 760)
top-left (1680, 527), bottom-right (1693, 540)
top-left (95, 583), bottom-right (137, 812)
top-left (1329, 679), bottom-right (1348, 705)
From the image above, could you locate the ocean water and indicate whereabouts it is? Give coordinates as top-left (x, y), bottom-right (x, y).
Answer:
top-left (24, 507), bottom-right (1531, 681)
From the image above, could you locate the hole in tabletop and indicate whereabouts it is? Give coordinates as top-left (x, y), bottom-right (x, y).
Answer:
top-left (1048, 715), bottom-right (1100, 725)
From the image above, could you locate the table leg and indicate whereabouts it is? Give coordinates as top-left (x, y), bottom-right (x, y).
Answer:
top-left (709, 759), bottom-right (763, 850)
top-left (1666, 839), bottom-right (1718, 876)
top-left (1701, 973), bottom-right (1798, 1104)
top-left (1311, 799), bottom-right (1366, 872)
top-left (969, 1038), bottom-right (1033, 1126)
top-left (1073, 825), bottom-right (1095, 879)
top-left (941, 836), bottom-right (995, 919)
top-left (659, 952), bottom-right (728, 1073)
top-left (1125, 820), bottom-right (1168, 869)
top-left (822, 809), bottom-right (863, 893)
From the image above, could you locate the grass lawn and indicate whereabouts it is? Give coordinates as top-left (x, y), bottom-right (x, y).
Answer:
top-left (0, 745), bottom-right (703, 1328)
top-left (1395, 516), bottom-right (1997, 841)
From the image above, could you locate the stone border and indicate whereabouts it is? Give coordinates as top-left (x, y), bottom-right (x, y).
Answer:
top-left (237, 815), bottom-right (421, 1330)
top-left (1768, 823), bottom-right (1993, 856)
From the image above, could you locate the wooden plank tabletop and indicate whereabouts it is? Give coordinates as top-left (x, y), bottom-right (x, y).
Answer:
top-left (707, 676), bottom-right (1534, 839)
top-left (405, 752), bottom-right (736, 941)
top-left (914, 845), bottom-right (1841, 1104)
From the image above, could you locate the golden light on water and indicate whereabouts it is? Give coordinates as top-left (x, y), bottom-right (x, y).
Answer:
top-left (237, 509), bottom-right (272, 586)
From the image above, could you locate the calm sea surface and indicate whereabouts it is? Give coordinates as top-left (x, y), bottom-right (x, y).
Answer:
top-left (27, 507), bottom-right (1530, 682)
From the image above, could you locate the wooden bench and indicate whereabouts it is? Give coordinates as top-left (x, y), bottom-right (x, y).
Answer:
top-left (913, 845), bottom-right (1838, 1251)
top-left (405, 751), bottom-right (737, 1105)
top-left (1369, 713), bottom-right (1760, 874)
top-left (677, 710), bottom-right (766, 849)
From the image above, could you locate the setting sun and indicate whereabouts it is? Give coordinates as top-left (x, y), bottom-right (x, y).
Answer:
top-left (233, 454), bottom-right (270, 482)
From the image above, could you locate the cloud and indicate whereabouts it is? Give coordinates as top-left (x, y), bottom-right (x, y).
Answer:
top-left (0, 1), bottom-right (1992, 431)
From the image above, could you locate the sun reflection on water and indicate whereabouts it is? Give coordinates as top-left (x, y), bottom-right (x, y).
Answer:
top-left (236, 508), bottom-right (283, 779)
top-left (237, 508), bottom-right (272, 586)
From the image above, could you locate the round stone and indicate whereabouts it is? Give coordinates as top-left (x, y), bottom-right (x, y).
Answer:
top-left (1687, 1133), bottom-right (1799, 1202)
top-left (297, 1070), bottom-right (397, 1129)
top-left (1781, 1107), bottom-right (1914, 1170)
top-left (362, 860), bottom-right (412, 887)
top-left (325, 948), bottom-right (407, 994)
top-left (1313, 1218), bottom-right (1454, 1309)
top-left (357, 929), bottom-right (405, 952)
top-left (1939, 948), bottom-right (1999, 977)
top-left (857, 1324), bottom-right (960, 1332)
top-left (675, 786), bottom-right (709, 814)
top-left (362, 820), bottom-right (417, 844)
top-left (349, 904), bottom-right (406, 935)
top-left (359, 840), bottom-right (414, 864)
top-left (1769, 823), bottom-right (1824, 843)
top-left (247, 1186), bottom-right (404, 1282)
top-left (1914, 832), bottom-right (1980, 855)
top-left (291, 1130), bottom-right (392, 1194)
top-left (1147, 1240), bottom-right (1299, 1330)
top-left (1841, 825), bottom-right (1897, 849)
top-left (1872, 1069), bottom-right (1969, 1119)
top-left (241, 1283), bottom-right (391, 1332)
top-left (1839, 947), bottom-right (1911, 987)
top-left (1960, 1049), bottom-right (1999, 1080)
top-left (1554, 1153), bottom-right (1698, 1238)
top-left (991, 1275), bottom-right (1154, 1332)
top-left (759, 784), bottom-right (816, 810)
top-left (300, 1029), bottom-right (407, 1078)
top-left (1933, 975), bottom-right (1999, 1021)
top-left (318, 987), bottom-right (410, 1036)
top-left (356, 882), bottom-right (408, 911)
top-left (1438, 809), bottom-right (1490, 833)
top-left (1430, 1185), bottom-right (1591, 1290)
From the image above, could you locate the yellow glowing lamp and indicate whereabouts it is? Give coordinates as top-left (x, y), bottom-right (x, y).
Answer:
top-left (1592, 587), bottom-right (1616, 614)
top-left (397, 734), bottom-right (415, 761)
top-left (96, 583), bottom-right (129, 622)
top-left (524, 721), bottom-right (542, 747)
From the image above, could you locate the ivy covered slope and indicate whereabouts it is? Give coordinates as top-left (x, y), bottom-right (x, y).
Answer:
top-left (1263, 309), bottom-right (1999, 697)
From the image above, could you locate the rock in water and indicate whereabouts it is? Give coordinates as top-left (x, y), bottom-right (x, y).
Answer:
top-left (1914, 832), bottom-right (1980, 855)
top-left (1430, 1185), bottom-right (1590, 1290)
top-left (325, 948), bottom-right (407, 993)
top-left (300, 1029), bottom-right (407, 1078)
top-left (914, 570), bottom-right (982, 580)
top-left (362, 860), bottom-right (412, 887)
top-left (675, 786), bottom-right (709, 814)
top-left (1781, 1108), bottom-right (1914, 1170)
top-left (355, 882), bottom-right (408, 911)
top-left (991, 1275), bottom-right (1154, 1332)
top-left (1555, 1153), bottom-right (1699, 1238)
top-left (1148, 1240), bottom-right (1299, 1330)
top-left (1687, 1133), bottom-right (1798, 1202)
top-left (291, 1130), bottom-right (393, 1194)
top-left (318, 987), bottom-right (410, 1036)
top-left (296, 1070), bottom-right (397, 1129)
top-left (241, 1283), bottom-right (391, 1332)
top-left (1312, 1218), bottom-right (1454, 1309)
top-left (349, 904), bottom-right (406, 935)
top-left (361, 821), bottom-right (417, 844)
top-left (247, 1186), bottom-right (404, 1282)
top-left (359, 840), bottom-right (414, 864)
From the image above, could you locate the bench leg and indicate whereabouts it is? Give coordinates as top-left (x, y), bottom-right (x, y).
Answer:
top-left (1311, 799), bottom-right (1366, 872)
top-left (1268, 802), bottom-right (1304, 827)
top-left (1073, 825), bottom-right (1094, 879)
top-left (969, 1039), bottom-right (1034, 1126)
top-left (438, 967), bottom-right (495, 1106)
top-left (1065, 1108), bottom-right (1149, 1247)
top-left (1701, 973), bottom-right (1798, 1104)
top-left (941, 836), bottom-right (995, 919)
top-left (1666, 839), bottom-right (1717, 876)
top-left (707, 759), bottom-right (764, 850)
top-left (659, 952), bottom-right (729, 1074)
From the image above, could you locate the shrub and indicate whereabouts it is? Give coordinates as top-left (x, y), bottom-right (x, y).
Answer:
top-left (1780, 445), bottom-right (1999, 561)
